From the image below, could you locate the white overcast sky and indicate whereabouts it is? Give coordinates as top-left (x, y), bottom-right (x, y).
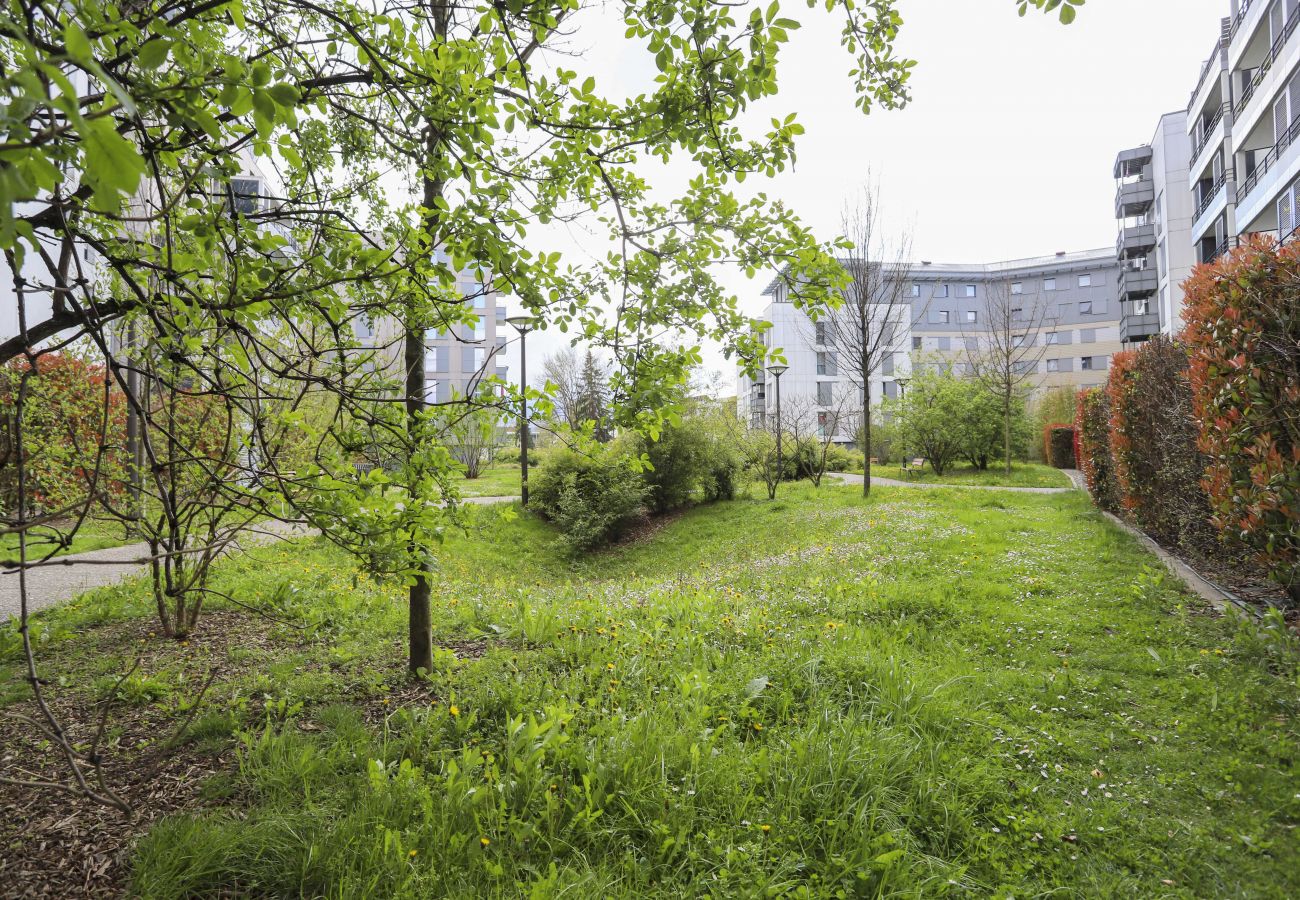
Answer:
top-left (503, 0), bottom-right (1227, 391)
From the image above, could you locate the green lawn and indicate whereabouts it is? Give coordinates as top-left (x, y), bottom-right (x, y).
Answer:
top-left (888, 461), bottom-right (1073, 489)
top-left (453, 462), bottom-right (522, 497)
top-left (0, 517), bottom-right (133, 563)
top-left (3, 484), bottom-right (1297, 898)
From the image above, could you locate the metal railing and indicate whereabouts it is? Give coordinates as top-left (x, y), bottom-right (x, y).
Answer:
top-left (1113, 176), bottom-right (1153, 212)
top-left (1230, 1), bottom-right (1255, 42)
top-left (1239, 113), bottom-right (1300, 201)
top-left (1233, 10), bottom-right (1299, 118)
top-left (1194, 172), bottom-right (1229, 221)
top-left (1191, 104), bottom-right (1229, 163)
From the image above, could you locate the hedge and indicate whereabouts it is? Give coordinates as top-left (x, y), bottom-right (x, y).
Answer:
top-left (1183, 235), bottom-right (1300, 604)
top-left (1042, 423), bottom-right (1076, 469)
top-left (1105, 336), bottom-right (1215, 555)
top-left (1074, 388), bottom-right (1119, 512)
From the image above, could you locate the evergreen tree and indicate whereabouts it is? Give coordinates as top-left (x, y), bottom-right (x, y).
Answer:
top-left (576, 352), bottom-right (613, 443)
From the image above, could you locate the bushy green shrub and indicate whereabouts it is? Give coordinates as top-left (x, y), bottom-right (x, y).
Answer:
top-left (1106, 337), bottom-right (1215, 555)
top-left (1184, 237), bottom-right (1300, 604)
top-left (1043, 424), bottom-right (1076, 469)
top-left (528, 448), bottom-right (647, 551)
top-left (493, 447), bottom-right (539, 466)
top-left (1075, 388), bottom-right (1119, 512)
top-left (635, 423), bottom-right (710, 514)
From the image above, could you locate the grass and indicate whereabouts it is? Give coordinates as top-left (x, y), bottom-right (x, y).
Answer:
top-left (0, 517), bottom-right (133, 562)
top-left (453, 462), bottom-right (522, 498)
top-left (3, 483), bottom-right (1298, 898)
top-left (893, 461), bottom-right (1073, 489)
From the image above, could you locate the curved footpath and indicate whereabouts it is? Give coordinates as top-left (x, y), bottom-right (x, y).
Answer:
top-left (830, 471), bottom-right (1076, 495)
top-left (0, 496), bottom-right (518, 619)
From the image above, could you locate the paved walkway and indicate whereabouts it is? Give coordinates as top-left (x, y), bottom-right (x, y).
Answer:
top-left (831, 471), bottom-right (1077, 495)
top-left (0, 496), bottom-right (518, 619)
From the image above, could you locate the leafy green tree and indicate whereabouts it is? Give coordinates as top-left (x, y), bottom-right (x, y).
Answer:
top-left (889, 365), bottom-right (969, 476)
top-left (576, 352), bottom-right (613, 443)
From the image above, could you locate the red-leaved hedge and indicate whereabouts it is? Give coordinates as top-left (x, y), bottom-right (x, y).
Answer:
top-left (1183, 235), bottom-right (1300, 604)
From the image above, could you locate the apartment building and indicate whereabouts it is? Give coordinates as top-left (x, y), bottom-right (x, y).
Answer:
top-left (909, 250), bottom-right (1122, 394)
top-left (739, 249), bottom-right (1122, 443)
top-left (362, 252), bottom-right (509, 403)
top-left (1114, 112), bottom-right (1197, 341)
top-left (1185, 1), bottom-right (1300, 260)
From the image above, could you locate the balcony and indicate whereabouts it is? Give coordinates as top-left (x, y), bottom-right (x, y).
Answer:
top-left (1238, 115), bottom-right (1300, 208)
top-left (1114, 179), bottom-right (1154, 219)
top-left (1120, 301), bottom-right (1162, 344)
top-left (1190, 104), bottom-right (1229, 168)
top-left (1194, 173), bottom-right (1229, 222)
top-left (1116, 222), bottom-right (1156, 258)
top-left (1233, 10), bottom-right (1300, 120)
top-left (1118, 262), bottom-right (1157, 299)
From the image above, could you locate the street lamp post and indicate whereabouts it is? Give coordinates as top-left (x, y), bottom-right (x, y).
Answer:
top-left (766, 363), bottom-right (788, 496)
top-left (894, 376), bottom-right (910, 467)
top-left (506, 315), bottom-right (533, 505)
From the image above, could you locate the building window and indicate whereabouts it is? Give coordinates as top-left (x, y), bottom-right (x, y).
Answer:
top-left (936, 310), bottom-right (950, 324)
top-left (1078, 274), bottom-right (1092, 287)
top-left (814, 321), bottom-right (827, 345)
top-left (816, 351), bottom-right (837, 376)
top-left (355, 318), bottom-right (373, 340)
top-left (935, 284), bottom-right (949, 298)
top-left (1080, 328), bottom-right (1097, 343)
top-left (1080, 301), bottom-right (1094, 315)
top-left (965, 310), bottom-right (977, 323)
top-left (909, 283), bottom-right (921, 297)
top-left (912, 336), bottom-right (922, 350)
top-left (1047, 359), bottom-right (1060, 373)
top-left (1043, 278), bottom-right (1056, 291)
top-left (1011, 282), bottom-right (1024, 295)
top-left (817, 411), bottom-right (829, 436)
top-left (1012, 334), bottom-right (1026, 348)
top-left (816, 382), bottom-right (833, 405)
top-left (1046, 332), bottom-right (1059, 345)
top-left (963, 284), bottom-right (976, 298)
top-left (1081, 356), bottom-right (1094, 371)
top-left (229, 177), bottom-right (261, 215)
top-left (1011, 307), bottom-right (1023, 319)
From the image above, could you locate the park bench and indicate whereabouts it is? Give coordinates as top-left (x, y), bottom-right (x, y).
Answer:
top-left (900, 457), bottom-right (925, 478)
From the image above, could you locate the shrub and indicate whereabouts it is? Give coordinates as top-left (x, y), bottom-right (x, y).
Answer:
top-left (0, 352), bottom-right (127, 514)
top-left (635, 422), bottom-right (710, 514)
top-left (889, 366), bottom-right (969, 476)
top-left (1043, 424), bottom-right (1076, 469)
top-left (494, 447), bottom-right (538, 466)
top-left (1075, 388), bottom-right (1119, 513)
top-left (1184, 236), bottom-right (1300, 604)
top-left (528, 447), bottom-right (647, 551)
top-left (1106, 336), bottom-right (1215, 554)
top-left (1031, 387), bottom-right (1078, 461)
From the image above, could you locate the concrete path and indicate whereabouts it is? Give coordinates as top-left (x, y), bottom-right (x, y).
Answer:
top-left (0, 496), bottom-right (518, 619)
top-left (831, 471), bottom-right (1075, 495)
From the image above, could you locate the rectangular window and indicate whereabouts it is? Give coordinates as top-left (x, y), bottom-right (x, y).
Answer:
top-left (1046, 332), bottom-right (1059, 345)
top-left (937, 310), bottom-right (950, 324)
top-left (909, 283), bottom-right (921, 297)
top-left (1011, 282), bottom-right (1024, 295)
top-left (1012, 334), bottom-right (1026, 348)
top-left (1043, 278), bottom-right (1057, 291)
top-left (1080, 328), bottom-right (1097, 343)
top-left (1080, 300), bottom-right (1094, 315)
top-left (230, 177), bottom-right (261, 215)
top-left (937, 337), bottom-right (951, 351)
top-left (1046, 359), bottom-right (1060, 373)
top-left (814, 321), bottom-right (827, 345)
top-left (1081, 356), bottom-right (1093, 371)
top-left (935, 284), bottom-right (949, 298)
top-left (1011, 307), bottom-right (1023, 319)
top-left (816, 382), bottom-right (833, 405)
top-left (817, 412), bottom-right (829, 436)
top-left (912, 336), bottom-right (922, 350)
top-left (965, 310), bottom-right (978, 323)
top-left (965, 337), bottom-right (979, 352)
top-left (355, 318), bottom-right (373, 340)
top-left (963, 284), bottom-right (977, 298)
top-left (1078, 274), bottom-right (1092, 288)
top-left (816, 351), bottom-right (837, 376)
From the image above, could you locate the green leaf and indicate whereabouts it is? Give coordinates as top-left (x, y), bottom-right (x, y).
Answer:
top-left (138, 39), bottom-right (171, 69)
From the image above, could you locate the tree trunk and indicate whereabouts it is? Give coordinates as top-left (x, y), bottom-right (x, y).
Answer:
top-left (1003, 393), bottom-right (1012, 476)
top-left (863, 403), bottom-right (872, 498)
top-left (404, 323), bottom-right (434, 674)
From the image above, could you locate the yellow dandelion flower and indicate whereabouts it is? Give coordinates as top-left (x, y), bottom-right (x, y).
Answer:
top-left (409, 849), bottom-right (418, 857)
top-left (480, 837), bottom-right (491, 848)
top-left (450, 705), bottom-right (460, 717)
top-left (752, 722), bottom-right (763, 732)
top-left (761, 824), bottom-right (771, 833)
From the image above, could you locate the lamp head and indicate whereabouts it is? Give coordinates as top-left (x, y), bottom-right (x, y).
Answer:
top-left (765, 363), bottom-right (789, 377)
top-left (506, 315), bottom-right (533, 333)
